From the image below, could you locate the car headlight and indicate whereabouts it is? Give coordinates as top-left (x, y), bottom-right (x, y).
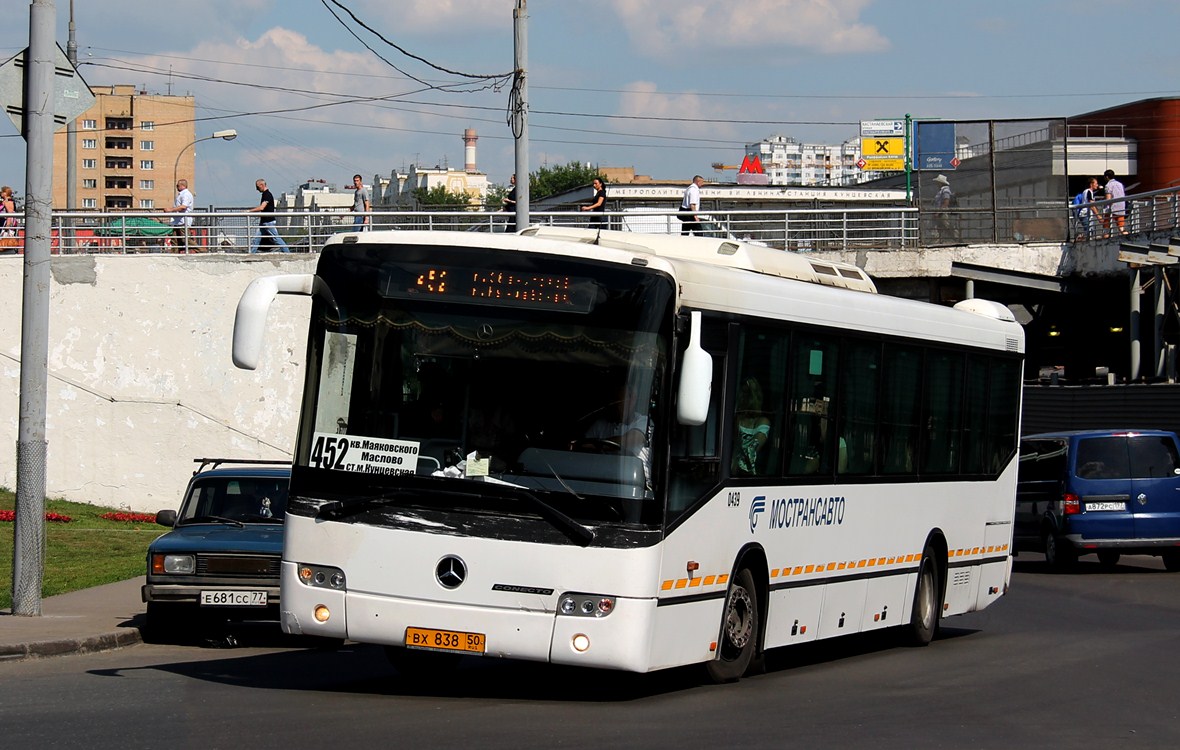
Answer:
top-left (151, 553), bottom-right (195, 575)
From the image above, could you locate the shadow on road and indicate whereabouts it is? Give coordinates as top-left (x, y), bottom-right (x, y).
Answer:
top-left (87, 618), bottom-right (983, 701)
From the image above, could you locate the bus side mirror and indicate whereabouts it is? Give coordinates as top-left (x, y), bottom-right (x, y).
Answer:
top-left (232, 273), bottom-right (333, 370)
top-left (676, 311), bottom-right (712, 426)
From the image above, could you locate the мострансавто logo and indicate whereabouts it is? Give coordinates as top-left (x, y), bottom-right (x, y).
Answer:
top-left (749, 495), bottom-right (846, 533)
top-left (748, 496), bottom-right (766, 533)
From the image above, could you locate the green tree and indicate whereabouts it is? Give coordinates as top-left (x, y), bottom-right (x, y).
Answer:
top-left (413, 184), bottom-right (473, 210)
top-left (530, 162), bottom-right (605, 202)
top-left (485, 182), bottom-right (509, 210)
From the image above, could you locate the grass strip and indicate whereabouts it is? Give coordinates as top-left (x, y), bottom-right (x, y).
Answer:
top-left (0, 490), bottom-right (162, 611)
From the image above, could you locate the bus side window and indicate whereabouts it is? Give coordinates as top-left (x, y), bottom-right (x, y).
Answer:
top-left (731, 325), bottom-right (783, 478)
top-left (880, 343), bottom-right (921, 475)
top-left (838, 340), bottom-right (880, 475)
top-left (787, 335), bottom-right (839, 476)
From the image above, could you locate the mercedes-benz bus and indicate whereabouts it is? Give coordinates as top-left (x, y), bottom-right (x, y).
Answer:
top-left (232, 226), bottom-right (1023, 681)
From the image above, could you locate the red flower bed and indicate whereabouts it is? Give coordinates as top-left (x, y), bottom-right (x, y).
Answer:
top-left (0, 510), bottom-right (73, 523)
top-left (100, 511), bottom-right (158, 523)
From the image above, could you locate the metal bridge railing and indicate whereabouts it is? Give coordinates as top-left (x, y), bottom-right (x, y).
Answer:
top-left (0, 206), bottom-right (919, 255)
top-left (0, 187), bottom-right (1175, 256)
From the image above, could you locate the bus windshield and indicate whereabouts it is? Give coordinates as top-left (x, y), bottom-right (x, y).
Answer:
top-left (291, 242), bottom-right (675, 530)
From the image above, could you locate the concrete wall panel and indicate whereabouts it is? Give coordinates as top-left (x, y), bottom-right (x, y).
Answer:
top-left (1, 255), bottom-right (315, 511)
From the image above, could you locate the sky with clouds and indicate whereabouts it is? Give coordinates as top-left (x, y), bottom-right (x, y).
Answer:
top-left (1, 0), bottom-right (1178, 206)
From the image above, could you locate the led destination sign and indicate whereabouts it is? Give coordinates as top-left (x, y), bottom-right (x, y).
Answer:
top-left (383, 263), bottom-right (597, 312)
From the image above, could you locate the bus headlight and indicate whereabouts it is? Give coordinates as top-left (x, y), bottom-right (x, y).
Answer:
top-left (557, 593), bottom-right (615, 617)
top-left (297, 563), bottom-right (347, 590)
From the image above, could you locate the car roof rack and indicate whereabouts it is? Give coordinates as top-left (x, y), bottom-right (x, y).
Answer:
top-left (192, 457), bottom-right (290, 475)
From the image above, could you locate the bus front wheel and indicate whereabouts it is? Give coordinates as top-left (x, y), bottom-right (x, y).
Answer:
top-left (905, 545), bottom-right (942, 647)
top-left (705, 567), bottom-right (759, 683)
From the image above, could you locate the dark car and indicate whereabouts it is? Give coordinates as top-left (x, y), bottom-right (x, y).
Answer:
top-left (141, 459), bottom-right (290, 640)
top-left (1016, 430), bottom-right (1180, 570)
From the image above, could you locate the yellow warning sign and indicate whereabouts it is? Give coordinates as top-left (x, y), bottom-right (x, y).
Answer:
top-left (861, 137), bottom-right (905, 158)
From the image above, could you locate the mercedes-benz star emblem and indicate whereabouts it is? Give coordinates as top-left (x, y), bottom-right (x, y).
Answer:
top-left (435, 555), bottom-right (467, 589)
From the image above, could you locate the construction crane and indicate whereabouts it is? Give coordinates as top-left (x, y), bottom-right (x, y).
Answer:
top-left (711, 162), bottom-right (739, 172)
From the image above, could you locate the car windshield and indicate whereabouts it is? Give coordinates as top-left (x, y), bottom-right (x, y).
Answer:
top-left (177, 476), bottom-right (289, 524)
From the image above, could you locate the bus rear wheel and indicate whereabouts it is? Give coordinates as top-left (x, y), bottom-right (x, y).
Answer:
top-left (705, 567), bottom-right (759, 683)
top-left (905, 545), bottom-right (942, 647)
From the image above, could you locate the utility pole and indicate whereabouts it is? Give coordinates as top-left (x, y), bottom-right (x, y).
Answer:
top-left (12, 0), bottom-right (58, 616)
top-left (65, 0), bottom-right (76, 209)
top-left (512, 1), bottom-right (529, 230)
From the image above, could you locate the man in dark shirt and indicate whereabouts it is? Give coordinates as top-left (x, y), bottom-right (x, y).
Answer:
top-left (247, 178), bottom-right (290, 253)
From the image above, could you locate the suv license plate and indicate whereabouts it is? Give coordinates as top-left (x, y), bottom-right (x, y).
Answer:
top-left (405, 626), bottom-right (486, 654)
top-left (200, 590), bottom-right (267, 607)
top-left (1086, 501), bottom-right (1125, 512)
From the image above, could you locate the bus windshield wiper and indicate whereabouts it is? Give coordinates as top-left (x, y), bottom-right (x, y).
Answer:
top-left (316, 490), bottom-right (408, 521)
top-left (315, 476), bottom-right (595, 547)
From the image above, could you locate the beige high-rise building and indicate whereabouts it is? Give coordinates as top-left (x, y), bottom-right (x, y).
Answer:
top-left (52, 85), bottom-right (195, 210)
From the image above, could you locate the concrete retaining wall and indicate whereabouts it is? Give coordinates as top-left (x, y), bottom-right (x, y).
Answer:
top-left (0, 240), bottom-right (1111, 512)
top-left (1, 254), bottom-right (315, 512)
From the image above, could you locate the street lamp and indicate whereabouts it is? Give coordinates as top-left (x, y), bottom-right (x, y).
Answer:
top-left (173, 129), bottom-right (238, 188)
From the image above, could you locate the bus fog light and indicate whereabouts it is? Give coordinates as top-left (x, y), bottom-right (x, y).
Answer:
top-left (572, 633), bottom-right (590, 652)
top-left (314, 605), bottom-right (331, 622)
top-left (560, 597), bottom-right (576, 614)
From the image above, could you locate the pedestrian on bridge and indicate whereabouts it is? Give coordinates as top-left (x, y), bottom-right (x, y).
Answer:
top-left (1074, 177), bottom-right (1101, 241)
top-left (351, 174), bottom-right (371, 231)
top-left (932, 174), bottom-right (957, 242)
top-left (162, 178), bottom-right (195, 252)
top-left (581, 177), bottom-right (606, 229)
top-left (680, 175), bottom-right (705, 235)
top-left (248, 178), bottom-right (290, 253)
top-left (1102, 169), bottom-right (1127, 237)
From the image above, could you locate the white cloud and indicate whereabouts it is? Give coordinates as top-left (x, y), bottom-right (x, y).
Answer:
top-left (608, 0), bottom-right (889, 58)
top-left (338, 0), bottom-right (513, 33)
top-left (617, 81), bottom-right (735, 137)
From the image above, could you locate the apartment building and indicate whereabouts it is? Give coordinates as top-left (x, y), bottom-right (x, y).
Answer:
top-left (746, 135), bottom-right (863, 186)
top-left (52, 85), bottom-right (195, 210)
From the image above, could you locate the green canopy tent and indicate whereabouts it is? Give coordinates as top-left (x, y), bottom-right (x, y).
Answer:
top-left (95, 217), bottom-right (173, 237)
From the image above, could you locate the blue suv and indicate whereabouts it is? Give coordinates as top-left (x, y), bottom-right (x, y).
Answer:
top-left (141, 459), bottom-right (290, 640)
top-left (1016, 430), bottom-right (1180, 570)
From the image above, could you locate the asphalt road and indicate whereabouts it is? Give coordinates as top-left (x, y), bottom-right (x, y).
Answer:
top-left (3, 555), bottom-right (1179, 749)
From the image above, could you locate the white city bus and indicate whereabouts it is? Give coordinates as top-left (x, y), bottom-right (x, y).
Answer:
top-left (233, 227), bottom-right (1023, 681)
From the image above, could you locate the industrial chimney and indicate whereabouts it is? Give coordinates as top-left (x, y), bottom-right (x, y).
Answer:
top-left (463, 128), bottom-right (478, 172)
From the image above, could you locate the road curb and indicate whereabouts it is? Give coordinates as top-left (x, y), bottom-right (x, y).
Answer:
top-left (0, 628), bottom-right (143, 663)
